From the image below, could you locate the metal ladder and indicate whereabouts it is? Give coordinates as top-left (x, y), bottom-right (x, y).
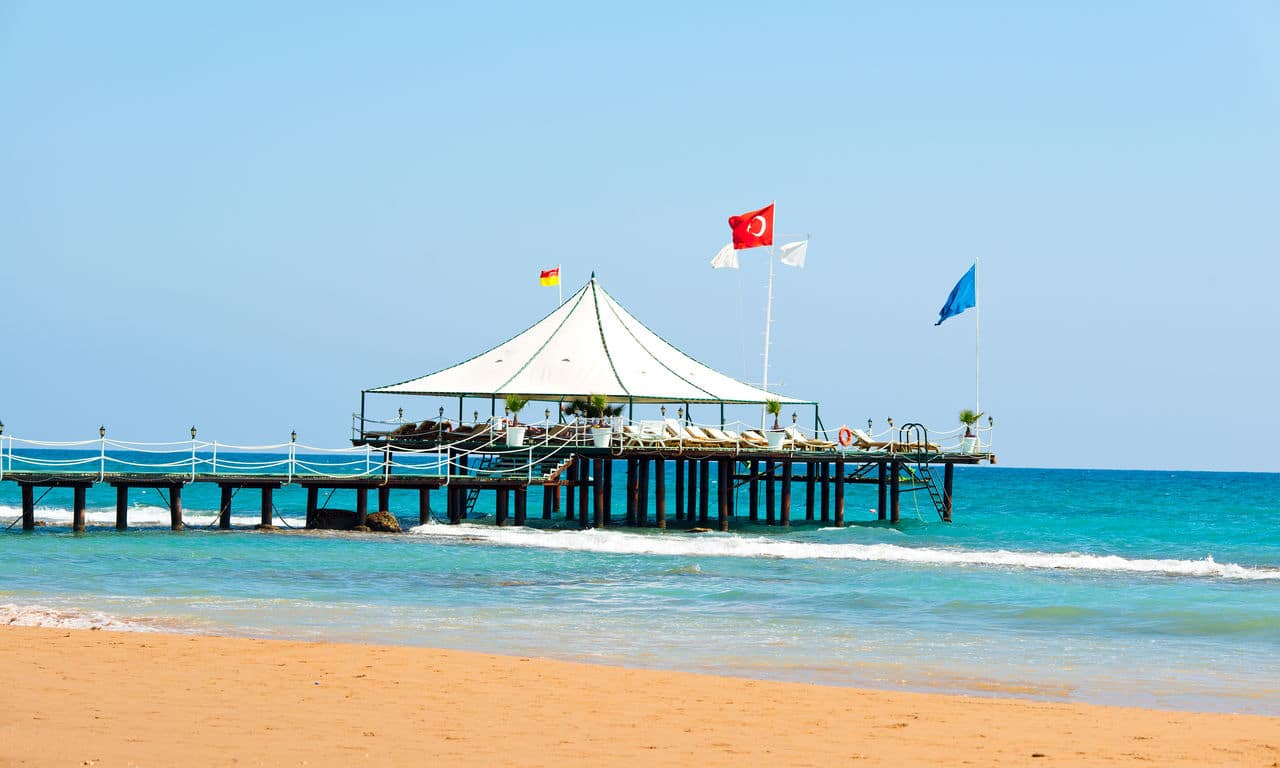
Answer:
top-left (898, 423), bottom-right (947, 521)
top-left (463, 453), bottom-right (500, 517)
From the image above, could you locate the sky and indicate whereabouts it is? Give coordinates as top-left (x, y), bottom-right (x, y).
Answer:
top-left (1, 2), bottom-right (1277, 471)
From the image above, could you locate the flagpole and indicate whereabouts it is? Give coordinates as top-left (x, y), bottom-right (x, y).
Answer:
top-left (558, 263), bottom-right (563, 306)
top-left (974, 256), bottom-right (981, 418)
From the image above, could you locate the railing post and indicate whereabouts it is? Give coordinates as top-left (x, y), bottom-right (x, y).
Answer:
top-left (212, 441), bottom-right (218, 475)
top-left (99, 429), bottom-right (106, 481)
top-left (191, 438), bottom-right (197, 481)
top-left (289, 432), bottom-right (297, 483)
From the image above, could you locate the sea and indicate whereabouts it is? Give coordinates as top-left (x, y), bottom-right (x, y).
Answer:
top-left (3, 451), bottom-right (1278, 715)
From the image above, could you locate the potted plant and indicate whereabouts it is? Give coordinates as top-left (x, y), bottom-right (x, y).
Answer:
top-left (764, 399), bottom-right (786, 449)
top-left (564, 394), bottom-right (622, 447)
top-left (959, 408), bottom-right (983, 454)
top-left (504, 395), bottom-right (529, 447)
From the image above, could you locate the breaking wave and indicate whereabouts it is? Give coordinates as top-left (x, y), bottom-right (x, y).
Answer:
top-left (1, 603), bottom-right (163, 632)
top-left (408, 524), bottom-right (1280, 581)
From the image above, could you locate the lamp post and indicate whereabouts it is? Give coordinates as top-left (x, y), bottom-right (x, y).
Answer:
top-left (98, 425), bottom-right (106, 481)
top-left (867, 418), bottom-right (873, 434)
top-left (190, 426), bottom-right (198, 480)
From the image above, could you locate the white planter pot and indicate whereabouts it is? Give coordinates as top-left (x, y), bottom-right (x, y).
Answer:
top-left (960, 436), bottom-right (978, 454)
top-left (505, 426), bottom-right (527, 447)
top-left (766, 430), bottom-right (787, 450)
top-left (591, 427), bottom-right (612, 448)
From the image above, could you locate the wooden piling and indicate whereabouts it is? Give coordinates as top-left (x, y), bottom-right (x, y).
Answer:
top-left (514, 486), bottom-right (527, 526)
top-left (593, 458), bottom-right (606, 528)
top-left (890, 460), bottom-right (901, 524)
top-left (834, 458), bottom-right (845, 526)
top-left (496, 488), bottom-right (509, 526)
top-left (820, 462), bottom-right (831, 523)
top-left (306, 486), bottom-right (318, 528)
top-left (219, 485), bottom-right (233, 530)
top-left (717, 460), bottom-right (729, 532)
top-left (765, 459), bottom-right (776, 525)
top-left (578, 459), bottom-right (590, 529)
top-left (942, 462), bottom-right (954, 522)
top-left (698, 458), bottom-right (710, 525)
top-left (780, 460), bottom-right (792, 527)
top-left (638, 458), bottom-right (650, 527)
top-left (260, 486), bottom-right (273, 527)
top-left (674, 458), bottom-right (684, 522)
top-left (804, 460), bottom-right (815, 522)
top-left (655, 458), bottom-right (666, 529)
top-left (877, 461), bottom-right (887, 521)
top-left (419, 487), bottom-right (432, 526)
top-left (356, 486), bottom-right (368, 527)
top-left (72, 486), bottom-right (86, 532)
top-left (21, 484), bottom-right (34, 531)
top-left (115, 485), bottom-right (128, 531)
top-left (748, 459), bottom-right (759, 522)
top-left (626, 459), bottom-right (638, 527)
top-left (169, 484), bottom-right (183, 531)
top-left (565, 461), bottom-right (576, 523)
top-left (378, 485), bottom-right (390, 513)
top-left (687, 460), bottom-right (699, 524)
top-left (603, 458), bottom-right (613, 525)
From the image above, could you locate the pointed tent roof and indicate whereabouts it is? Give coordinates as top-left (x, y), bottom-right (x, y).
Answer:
top-left (369, 277), bottom-right (810, 405)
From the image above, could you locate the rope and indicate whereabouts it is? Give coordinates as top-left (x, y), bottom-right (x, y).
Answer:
top-left (271, 502), bottom-right (296, 529)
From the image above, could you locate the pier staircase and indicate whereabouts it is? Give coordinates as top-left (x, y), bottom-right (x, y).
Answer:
top-left (898, 424), bottom-right (947, 521)
top-left (462, 452), bottom-right (575, 517)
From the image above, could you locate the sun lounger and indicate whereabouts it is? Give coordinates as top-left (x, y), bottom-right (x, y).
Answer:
top-left (784, 426), bottom-right (836, 450)
top-left (738, 429), bottom-right (772, 448)
top-left (701, 427), bottom-right (742, 448)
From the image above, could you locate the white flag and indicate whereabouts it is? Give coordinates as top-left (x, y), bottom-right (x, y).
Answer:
top-left (779, 240), bottom-right (808, 268)
top-left (710, 242), bottom-right (739, 269)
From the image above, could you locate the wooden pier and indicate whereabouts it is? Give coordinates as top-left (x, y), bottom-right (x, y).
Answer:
top-left (2, 439), bottom-right (992, 532)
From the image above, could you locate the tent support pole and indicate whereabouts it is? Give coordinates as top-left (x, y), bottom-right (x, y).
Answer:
top-left (359, 391), bottom-right (366, 439)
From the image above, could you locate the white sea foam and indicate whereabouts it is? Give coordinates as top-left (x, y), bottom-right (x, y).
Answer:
top-left (408, 524), bottom-right (1280, 581)
top-left (1, 603), bottom-right (161, 632)
top-left (0, 504), bottom-right (305, 528)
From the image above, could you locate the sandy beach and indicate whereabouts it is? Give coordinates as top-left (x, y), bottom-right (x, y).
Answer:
top-left (1, 627), bottom-right (1276, 767)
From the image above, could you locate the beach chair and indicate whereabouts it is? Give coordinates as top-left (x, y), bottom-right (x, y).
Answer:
top-left (738, 429), bottom-right (772, 448)
top-left (663, 419), bottom-right (717, 447)
top-left (701, 427), bottom-right (741, 448)
top-left (623, 421), bottom-right (672, 448)
top-left (684, 424), bottom-right (730, 446)
top-left (784, 426), bottom-right (836, 450)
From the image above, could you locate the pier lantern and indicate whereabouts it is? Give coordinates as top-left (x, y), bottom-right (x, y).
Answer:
top-left (660, 405), bottom-right (666, 417)
top-left (190, 426), bottom-right (197, 440)
top-left (290, 430), bottom-right (296, 443)
top-left (867, 418), bottom-right (872, 432)
top-left (544, 408), bottom-right (550, 422)
top-left (791, 412), bottom-right (798, 425)
top-left (988, 416), bottom-right (994, 427)
top-left (99, 425), bottom-right (106, 439)
top-left (0, 419), bottom-right (4, 435)
top-left (676, 407), bottom-right (683, 421)
top-left (474, 410), bottom-right (480, 424)
top-left (887, 417), bottom-right (893, 428)
top-left (398, 407), bottom-right (403, 421)
top-left (438, 406), bottom-right (444, 420)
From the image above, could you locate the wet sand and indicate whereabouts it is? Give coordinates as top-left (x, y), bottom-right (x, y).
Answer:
top-left (2, 626), bottom-right (1277, 766)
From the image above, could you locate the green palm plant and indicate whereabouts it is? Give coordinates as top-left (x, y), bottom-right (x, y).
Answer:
top-left (563, 394), bottom-right (623, 424)
top-left (765, 399), bottom-right (782, 430)
top-left (959, 408), bottom-right (984, 437)
top-left (504, 395), bottom-right (529, 426)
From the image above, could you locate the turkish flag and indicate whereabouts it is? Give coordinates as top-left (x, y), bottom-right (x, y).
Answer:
top-left (728, 203), bottom-right (774, 250)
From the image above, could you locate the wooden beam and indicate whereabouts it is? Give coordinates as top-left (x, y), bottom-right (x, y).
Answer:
top-left (115, 485), bottom-right (129, 531)
top-left (765, 460), bottom-right (776, 526)
top-left (169, 484), bottom-right (183, 531)
top-left (73, 486), bottom-right (87, 532)
top-left (820, 462), bottom-right (831, 523)
top-left (514, 486), bottom-right (527, 526)
top-left (420, 487), bottom-right (432, 526)
top-left (877, 461), bottom-right (887, 521)
top-left (804, 460), bottom-right (815, 522)
top-left (674, 458), bottom-right (684, 522)
top-left (943, 462), bottom-right (954, 522)
top-left (260, 486), bottom-right (273, 527)
top-left (655, 458), bottom-right (666, 529)
top-left (748, 459), bottom-right (759, 522)
top-left (21, 484), bottom-right (34, 531)
top-left (593, 458), bottom-right (606, 529)
top-left (219, 485), bottom-right (233, 530)
top-left (834, 458), bottom-right (845, 526)
top-left (780, 460), bottom-right (792, 527)
top-left (890, 460), bottom-right (900, 524)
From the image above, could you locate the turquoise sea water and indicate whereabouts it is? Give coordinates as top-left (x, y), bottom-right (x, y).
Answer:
top-left (3, 458), bottom-right (1278, 714)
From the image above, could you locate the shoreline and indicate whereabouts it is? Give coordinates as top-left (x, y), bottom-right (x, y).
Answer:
top-left (3, 626), bottom-right (1277, 767)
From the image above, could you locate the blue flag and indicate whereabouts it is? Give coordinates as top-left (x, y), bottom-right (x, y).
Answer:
top-left (935, 264), bottom-right (976, 325)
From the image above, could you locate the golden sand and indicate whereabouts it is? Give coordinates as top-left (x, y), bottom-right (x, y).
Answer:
top-left (1, 626), bottom-right (1277, 767)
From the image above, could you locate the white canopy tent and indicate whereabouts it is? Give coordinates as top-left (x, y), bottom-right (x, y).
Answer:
top-left (365, 276), bottom-right (814, 419)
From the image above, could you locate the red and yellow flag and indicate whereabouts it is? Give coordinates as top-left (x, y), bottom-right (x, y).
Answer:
top-left (539, 267), bottom-right (560, 287)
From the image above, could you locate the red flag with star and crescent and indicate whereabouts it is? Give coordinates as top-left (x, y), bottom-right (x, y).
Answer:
top-left (728, 203), bottom-right (774, 250)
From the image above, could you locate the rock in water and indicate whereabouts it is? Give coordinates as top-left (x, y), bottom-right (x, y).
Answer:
top-left (364, 511), bottom-right (402, 533)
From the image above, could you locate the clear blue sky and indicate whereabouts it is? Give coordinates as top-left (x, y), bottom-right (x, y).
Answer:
top-left (2, 2), bottom-right (1276, 471)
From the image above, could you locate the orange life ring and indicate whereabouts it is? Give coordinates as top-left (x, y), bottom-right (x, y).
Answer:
top-left (837, 426), bottom-right (854, 447)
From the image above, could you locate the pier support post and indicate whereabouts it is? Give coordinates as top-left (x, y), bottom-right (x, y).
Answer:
top-left (378, 486), bottom-right (390, 513)
top-left (419, 487), bottom-right (432, 526)
top-left (514, 486), bottom-right (527, 526)
top-left (447, 485), bottom-right (461, 524)
top-left (820, 462), bottom-right (831, 523)
top-left (169, 484), bottom-right (183, 531)
top-left (72, 486), bottom-right (86, 532)
top-left (674, 458), bottom-right (684, 522)
top-left (834, 458), bottom-right (845, 526)
top-left (603, 458), bottom-right (612, 525)
top-left (717, 460), bottom-right (729, 532)
top-left (115, 485), bottom-right (128, 531)
top-left (655, 458), bottom-right (666, 529)
top-left (698, 458), bottom-right (710, 525)
top-left (626, 459), bottom-right (638, 526)
top-left (306, 486), bottom-right (318, 528)
top-left (565, 462), bottom-right (576, 523)
top-left (355, 486), bottom-right (368, 528)
top-left (578, 459), bottom-right (590, 529)
top-left (593, 459), bottom-right (606, 529)
top-left (219, 485), bottom-right (233, 530)
top-left (687, 460), bottom-right (699, 525)
top-left (21, 484), bottom-right (34, 531)
top-left (780, 460), bottom-right (792, 527)
top-left (638, 458), bottom-right (650, 527)
top-left (496, 488), bottom-right (509, 526)
top-left (942, 462), bottom-right (954, 523)
top-left (748, 460), bottom-right (759, 522)
top-left (260, 487), bottom-right (273, 527)
top-left (804, 461), bottom-right (815, 522)
top-left (541, 485), bottom-right (552, 520)
top-left (765, 460), bottom-right (776, 526)
top-left (890, 460), bottom-right (901, 524)
top-left (877, 461), bottom-right (887, 521)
